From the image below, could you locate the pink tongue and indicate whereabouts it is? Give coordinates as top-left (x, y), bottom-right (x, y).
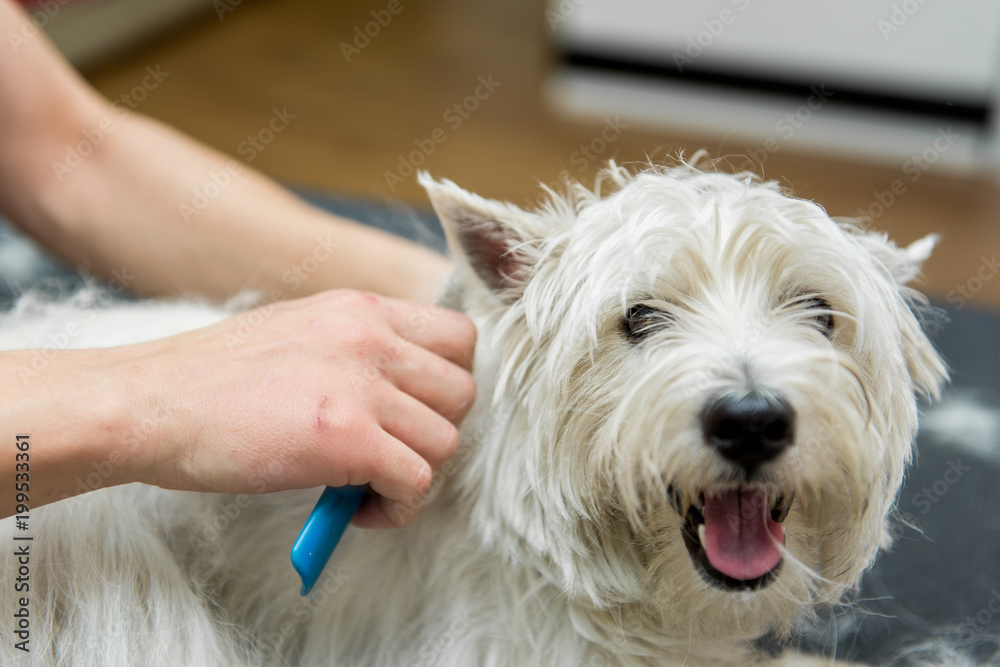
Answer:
top-left (702, 489), bottom-right (784, 581)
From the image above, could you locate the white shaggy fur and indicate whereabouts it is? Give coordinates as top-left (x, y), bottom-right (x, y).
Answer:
top-left (0, 161), bottom-right (946, 666)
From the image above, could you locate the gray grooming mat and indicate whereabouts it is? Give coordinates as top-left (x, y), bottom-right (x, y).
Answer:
top-left (1, 192), bottom-right (997, 665)
top-left (820, 307), bottom-right (1000, 665)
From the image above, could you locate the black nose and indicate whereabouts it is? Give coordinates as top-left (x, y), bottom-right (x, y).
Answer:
top-left (701, 391), bottom-right (795, 471)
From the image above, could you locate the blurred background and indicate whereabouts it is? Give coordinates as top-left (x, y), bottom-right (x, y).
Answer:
top-left (17, 0), bottom-right (1000, 663)
top-left (22, 0), bottom-right (1000, 310)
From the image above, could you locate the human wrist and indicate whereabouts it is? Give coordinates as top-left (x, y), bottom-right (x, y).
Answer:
top-left (0, 346), bottom-right (144, 508)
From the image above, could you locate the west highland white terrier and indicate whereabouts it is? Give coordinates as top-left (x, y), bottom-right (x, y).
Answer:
top-left (0, 160), bottom-right (947, 666)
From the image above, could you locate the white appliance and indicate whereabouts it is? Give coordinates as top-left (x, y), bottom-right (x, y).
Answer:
top-left (547, 0), bottom-right (1000, 174)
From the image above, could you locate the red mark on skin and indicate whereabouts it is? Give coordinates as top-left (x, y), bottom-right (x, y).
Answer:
top-left (315, 396), bottom-right (331, 434)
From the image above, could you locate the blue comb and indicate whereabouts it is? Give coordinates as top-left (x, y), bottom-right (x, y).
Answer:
top-left (291, 485), bottom-right (366, 596)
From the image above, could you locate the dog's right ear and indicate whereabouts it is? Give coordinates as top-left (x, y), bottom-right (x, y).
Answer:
top-left (419, 173), bottom-right (539, 303)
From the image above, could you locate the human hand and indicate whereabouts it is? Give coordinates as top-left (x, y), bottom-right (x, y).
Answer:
top-left (115, 289), bottom-right (476, 528)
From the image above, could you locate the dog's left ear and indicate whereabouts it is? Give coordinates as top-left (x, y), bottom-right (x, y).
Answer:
top-left (858, 231), bottom-right (948, 399)
top-left (420, 173), bottom-right (540, 303)
top-left (857, 231), bottom-right (938, 286)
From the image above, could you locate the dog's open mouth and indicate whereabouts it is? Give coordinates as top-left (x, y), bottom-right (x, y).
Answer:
top-left (670, 486), bottom-right (792, 591)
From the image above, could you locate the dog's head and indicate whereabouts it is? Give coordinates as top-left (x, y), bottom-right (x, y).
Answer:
top-left (420, 161), bottom-right (947, 641)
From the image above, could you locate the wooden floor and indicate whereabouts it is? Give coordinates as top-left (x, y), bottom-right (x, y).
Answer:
top-left (84, 0), bottom-right (1000, 310)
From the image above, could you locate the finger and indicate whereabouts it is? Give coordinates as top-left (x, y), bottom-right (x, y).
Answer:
top-left (376, 296), bottom-right (477, 371)
top-left (350, 491), bottom-right (394, 529)
top-left (347, 429), bottom-right (431, 528)
top-left (378, 388), bottom-right (460, 471)
top-left (351, 492), bottom-right (418, 529)
top-left (385, 338), bottom-right (477, 423)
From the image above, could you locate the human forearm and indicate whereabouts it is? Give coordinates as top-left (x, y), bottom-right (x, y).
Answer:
top-left (37, 111), bottom-right (449, 300)
top-left (0, 348), bottom-right (139, 518)
top-left (0, 0), bottom-right (451, 303)
top-left (25, 110), bottom-right (453, 303)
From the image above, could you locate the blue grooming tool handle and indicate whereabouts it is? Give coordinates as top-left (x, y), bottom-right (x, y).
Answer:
top-left (291, 485), bottom-right (366, 596)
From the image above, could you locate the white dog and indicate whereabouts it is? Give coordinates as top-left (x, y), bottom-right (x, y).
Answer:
top-left (0, 160), bottom-right (947, 666)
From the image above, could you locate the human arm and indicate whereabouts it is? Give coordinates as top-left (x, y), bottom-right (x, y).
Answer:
top-left (0, 290), bottom-right (477, 527)
top-left (0, 0), bottom-right (450, 303)
top-left (0, 1), bottom-right (478, 529)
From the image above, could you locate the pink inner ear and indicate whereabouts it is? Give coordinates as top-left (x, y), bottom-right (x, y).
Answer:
top-left (495, 250), bottom-right (524, 286)
top-left (457, 218), bottom-right (526, 298)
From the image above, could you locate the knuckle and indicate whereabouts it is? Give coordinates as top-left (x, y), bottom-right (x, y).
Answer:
top-left (332, 316), bottom-right (385, 356)
top-left (316, 400), bottom-right (373, 444)
top-left (366, 338), bottom-right (402, 381)
top-left (333, 288), bottom-right (382, 313)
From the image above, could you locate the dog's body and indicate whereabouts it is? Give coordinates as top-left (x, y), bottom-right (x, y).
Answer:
top-left (0, 162), bottom-right (946, 666)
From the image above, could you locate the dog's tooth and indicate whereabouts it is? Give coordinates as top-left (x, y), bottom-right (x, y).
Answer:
top-left (771, 492), bottom-right (794, 523)
top-left (697, 523), bottom-right (707, 550)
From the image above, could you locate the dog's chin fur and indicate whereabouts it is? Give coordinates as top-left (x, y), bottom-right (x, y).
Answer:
top-left (0, 158), bottom-right (947, 666)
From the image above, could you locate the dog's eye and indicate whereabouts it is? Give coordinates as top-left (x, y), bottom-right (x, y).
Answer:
top-left (805, 297), bottom-right (834, 338)
top-left (623, 304), bottom-right (671, 340)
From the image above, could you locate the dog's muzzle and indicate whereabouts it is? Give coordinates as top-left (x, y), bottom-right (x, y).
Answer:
top-left (670, 486), bottom-right (792, 592)
top-left (665, 391), bottom-right (797, 591)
